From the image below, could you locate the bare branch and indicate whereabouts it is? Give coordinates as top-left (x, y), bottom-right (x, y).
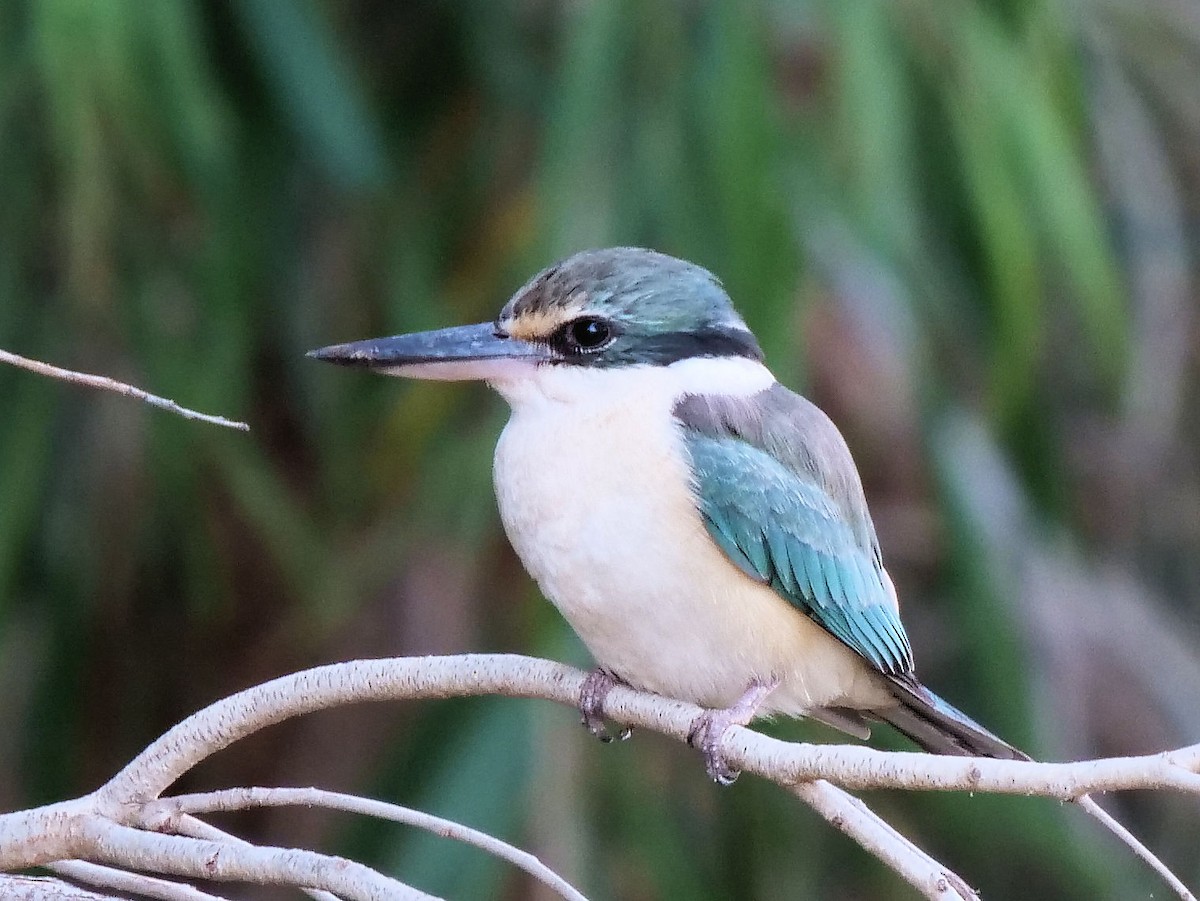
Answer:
top-left (0, 349), bottom-right (250, 432)
top-left (48, 860), bottom-right (231, 901)
top-left (0, 874), bottom-right (127, 900)
top-left (169, 816), bottom-right (342, 901)
top-left (75, 817), bottom-right (435, 901)
top-left (791, 780), bottom-right (977, 900)
top-left (147, 787), bottom-right (588, 901)
top-left (82, 655), bottom-right (1200, 808)
top-left (1075, 795), bottom-right (1196, 901)
top-left (719, 726), bottom-right (1200, 798)
top-left (0, 802), bottom-right (95, 871)
top-left (2, 655), bottom-right (1194, 899)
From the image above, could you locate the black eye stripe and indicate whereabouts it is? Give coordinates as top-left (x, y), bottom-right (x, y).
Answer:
top-left (541, 319), bottom-right (763, 367)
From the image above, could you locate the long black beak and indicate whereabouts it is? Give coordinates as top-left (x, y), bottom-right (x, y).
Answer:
top-left (307, 322), bottom-right (554, 381)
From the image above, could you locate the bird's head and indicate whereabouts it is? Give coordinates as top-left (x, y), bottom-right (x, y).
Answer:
top-left (308, 248), bottom-right (763, 386)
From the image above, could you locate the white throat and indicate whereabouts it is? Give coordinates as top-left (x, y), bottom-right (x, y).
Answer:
top-left (488, 355), bottom-right (775, 412)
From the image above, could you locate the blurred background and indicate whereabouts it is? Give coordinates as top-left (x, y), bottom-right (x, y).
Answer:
top-left (1, 0), bottom-right (1198, 898)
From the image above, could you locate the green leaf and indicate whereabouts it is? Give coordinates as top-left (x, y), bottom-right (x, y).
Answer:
top-left (232, 0), bottom-right (387, 189)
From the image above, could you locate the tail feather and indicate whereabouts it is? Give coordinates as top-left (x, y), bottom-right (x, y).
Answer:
top-left (874, 674), bottom-right (1029, 761)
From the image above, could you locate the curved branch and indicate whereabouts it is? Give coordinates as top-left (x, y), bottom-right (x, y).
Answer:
top-left (76, 817), bottom-right (432, 901)
top-left (47, 861), bottom-right (231, 901)
top-left (87, 655), bottom-right (1200, 807)
top-left (167, 816), bottom-right (341, 901)
top-left (86, 654), bottom-right (1196, 898)
top-left (144, 787), bottom-right (587, 901)
top-left (2, 654), bottom-right (1195, 900)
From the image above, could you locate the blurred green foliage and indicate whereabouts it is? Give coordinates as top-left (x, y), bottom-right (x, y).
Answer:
top-left (2, 1), bottom-right (1199, 898)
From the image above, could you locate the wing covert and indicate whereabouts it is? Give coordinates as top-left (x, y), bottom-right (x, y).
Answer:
top-left (680, 397), bottom-right (914, 676)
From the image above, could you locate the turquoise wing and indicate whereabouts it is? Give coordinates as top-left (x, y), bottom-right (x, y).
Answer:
top-left (684, 431), bottom-right (914, 676)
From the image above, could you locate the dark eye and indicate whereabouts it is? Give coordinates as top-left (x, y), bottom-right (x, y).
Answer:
top-left (562, 317), bottom-right (613, 353)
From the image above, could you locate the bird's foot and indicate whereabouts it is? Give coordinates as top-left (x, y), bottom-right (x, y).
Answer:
top-left (687, 679), bottom-right (780, 785)
top-left (579, 669), bottom-right (632, 743)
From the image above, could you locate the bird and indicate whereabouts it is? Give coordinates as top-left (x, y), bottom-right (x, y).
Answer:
top-left (309, 247), bottom-right (1025, 783)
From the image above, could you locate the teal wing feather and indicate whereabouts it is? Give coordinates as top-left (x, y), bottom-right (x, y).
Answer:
top-left (678, 390), bottom-right (914, 676)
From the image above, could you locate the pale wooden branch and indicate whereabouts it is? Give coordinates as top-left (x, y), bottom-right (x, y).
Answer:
top-left (1074, 795), bottom-right (1195, 901)
top-left (77, 818), bottom-right (432, 901)
top-left (80, 655), bottom-right (1200, 805)
top-left (0, 349), bottom-right (250, 432)
top-left (48, 860), bottom-right (231, 901)
top-left (791, 780), bottom-right (978, 901)
top-left (1, 654), bottom-right (1195, 900)
top-left (144, 787), bottom-right (587, 901)
top-left (168, 816), bottom-right (342, 901)
top-left (0, 873), bottom-right (126, 900)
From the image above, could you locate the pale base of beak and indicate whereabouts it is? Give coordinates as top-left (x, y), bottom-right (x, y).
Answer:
top-left (378, 357), bottom-right (543, 382)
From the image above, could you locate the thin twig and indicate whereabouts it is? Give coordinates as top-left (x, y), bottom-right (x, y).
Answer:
top-left (0, 349), bottom-right (249, 432)
top-left (792, 781), bottom-right (976, 901)
top-left (1075, 795), bottom-right (1196, 901)
top-left (150, 786), bottom-right (589, 901)
top-left (48, 860), bottom-right (231, 901)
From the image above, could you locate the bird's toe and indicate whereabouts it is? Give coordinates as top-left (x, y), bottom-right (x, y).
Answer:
top-left (578, 669), bottom-right (632, 742)
top-left (687, 679), bottom-right (778, 784)
top-left (688, 709), bottom-right (742, 784)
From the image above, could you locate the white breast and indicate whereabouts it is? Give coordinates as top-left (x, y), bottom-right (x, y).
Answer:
top-left (490, 358), bottom-right (888, 714)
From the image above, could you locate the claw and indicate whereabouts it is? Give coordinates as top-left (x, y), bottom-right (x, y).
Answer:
top-left (579, 669), bottom-right (632, 742)
top-left (687, 679), bottom-right (779, 784)
top-left (688, 712), bottom-right (743, 784)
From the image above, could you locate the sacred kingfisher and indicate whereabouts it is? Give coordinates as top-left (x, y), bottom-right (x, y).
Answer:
top-left (310, 247), bottom-right (1024, 782)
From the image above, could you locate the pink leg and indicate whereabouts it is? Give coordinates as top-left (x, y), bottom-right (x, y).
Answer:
top-left (579, 669), bottom-right (632, 742)
top-left (687, 678), bottom-right (780, 784)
